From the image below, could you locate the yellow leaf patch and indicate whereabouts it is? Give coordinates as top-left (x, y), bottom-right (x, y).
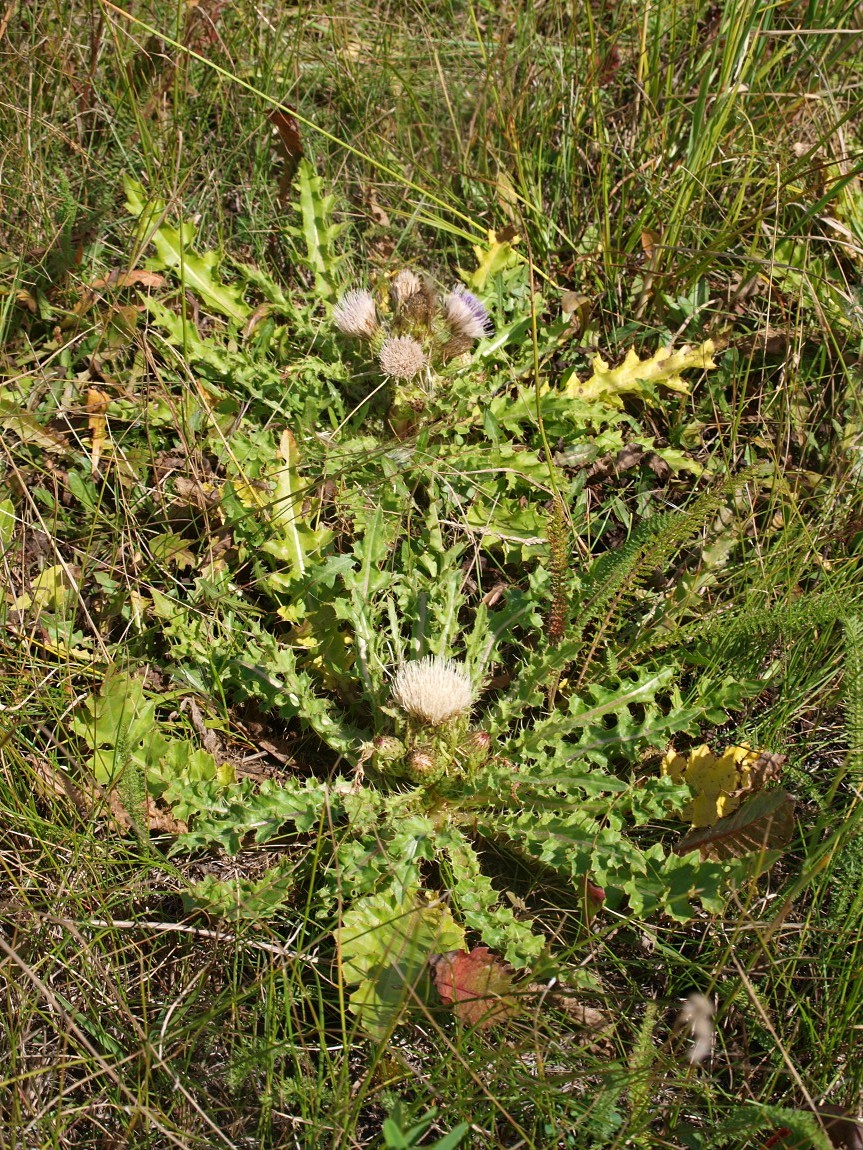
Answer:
top-left (662, 742), bottom-right (780, 828)
top-left (562, 340), bottom-right (717, 407)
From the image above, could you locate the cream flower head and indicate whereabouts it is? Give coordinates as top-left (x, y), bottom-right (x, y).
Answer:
top-left (378, 335), bottom-right (426, 380)
top-left (392, 656), bottom-right (476, 726)
top-left (333, 289), bottom-right (379, 339)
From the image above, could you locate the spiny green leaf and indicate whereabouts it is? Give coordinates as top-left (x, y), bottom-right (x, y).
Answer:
top-left (124, 176), bottom-right (249, 322)
top-left (460, 228), bottom-right (521, 292)
top-left (336, 887), bottom-right (465, 1038)
top-left (287, 158), bottom-right (346, 302)
top-left (261, 429), bottom-right (332, 580)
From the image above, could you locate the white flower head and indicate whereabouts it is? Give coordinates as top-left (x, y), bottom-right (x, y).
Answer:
top-left (442, 287), bottom-right (491, 341)
top-left (392, 656), bottom-right (476, 726)
top-left (333, 289), bottom-right (378, 339)
top-left (378, 335), bottom-right (426, 380)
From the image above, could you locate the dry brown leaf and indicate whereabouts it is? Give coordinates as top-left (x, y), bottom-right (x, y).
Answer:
top-left (32, 760), bottom-right (186, 835)
top-left (364, 186), bottom-right (390, 227)
top-left (88, 269), bottom-right (166, 292)
top-left (641, 228), bottom-right (662, 261)
top-left (72, 270), bottom-right (166, 318)
top-left (269, 107), bottom-right (304, 205)
top-left (677, 788), bottom-right (795, 861)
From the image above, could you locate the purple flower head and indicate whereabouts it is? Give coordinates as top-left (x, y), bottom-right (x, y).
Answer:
top-left (442, 287), bottom-right (492, 341)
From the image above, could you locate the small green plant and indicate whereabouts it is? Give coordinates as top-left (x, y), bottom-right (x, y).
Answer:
top-left (381, 1103), bottom-right (469, 1150)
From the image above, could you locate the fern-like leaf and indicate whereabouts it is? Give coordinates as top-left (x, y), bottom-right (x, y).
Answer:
top-left (844, 614), bottom-right (863, 782)
top-left (572, 481), bottom-right (733, 685)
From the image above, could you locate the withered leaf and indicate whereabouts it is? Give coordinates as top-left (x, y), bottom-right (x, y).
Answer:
top-left (269, 108), bottom-right (304, 203)
top-left (88, 269), bottom-right (166, 292)
top-left (677, 788), bottom-right (795, 860)
top-left (430, 947), bottom-right (518, 1029)
top-left (0, 402), bottom-right (69, 454)
top-left (738, 749), bottom-right (786, 796)
top-left (86, 386), bottom-right (110, 475)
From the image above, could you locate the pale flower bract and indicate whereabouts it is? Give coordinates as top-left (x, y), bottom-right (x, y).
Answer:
top-left (392, 656), bottom-right (476, 726)
top-left (390, 269), bottom-right (422, 304)
top-left (378, 335), bottom-right (426, 380)
top-left (332, 289), bottom-right (379, 339)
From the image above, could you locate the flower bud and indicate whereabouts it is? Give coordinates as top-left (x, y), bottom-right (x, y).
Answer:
top-left (406, 747), bottom-right (443, 784)
top-left (372, 735), bottom-right (405, 763)
top-left (460, 729), bottom-right (492, 770)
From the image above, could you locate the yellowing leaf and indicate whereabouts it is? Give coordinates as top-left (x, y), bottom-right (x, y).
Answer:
top-left (230, 477), bottom-right (268, 510)
top-left (86, 387), bottom-right (110, 475)
top-left (562, 340), bottom-right (717, 407)
top-left (0, 401), bottom-right (69, 453)
top-left (461, 227), bottom-right (521, 292)
top-left (14, 564), bottom-right (74, 615)
top-left (662, 742), bottom-right (783, 828)
top-left (495, 169), bottom-right (519, 221)
top-left (0, 497), bottom-right (15, 549)
top-left (261, 430), bottom-right (332, 580)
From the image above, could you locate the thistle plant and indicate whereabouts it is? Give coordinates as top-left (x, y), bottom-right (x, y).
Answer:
top-left (332, 271), bottom-right (492, 425)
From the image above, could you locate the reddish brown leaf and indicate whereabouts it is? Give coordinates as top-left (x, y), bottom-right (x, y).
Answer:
top-left (583, 877), bottom-right (606, 924)
top-left (269, 108), bottom-right (304, 204)
top-left (429, 947), bottom-right (518, 1029)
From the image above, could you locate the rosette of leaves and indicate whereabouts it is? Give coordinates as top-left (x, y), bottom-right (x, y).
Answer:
top-left (153, 483), bottom-right (778, 1038)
